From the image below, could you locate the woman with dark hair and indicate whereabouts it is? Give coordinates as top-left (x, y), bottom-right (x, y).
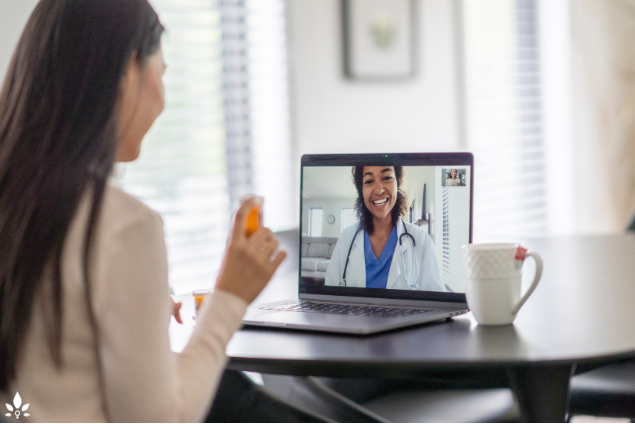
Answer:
top-left (445, 168), bottom-right (464, 186)
top-left (0, 0), bottom-right (291, 421)
top-left (324, 166), bottom-right (442, 291)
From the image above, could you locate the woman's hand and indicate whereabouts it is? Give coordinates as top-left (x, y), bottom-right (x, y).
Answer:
top-left (215, 197), bottom-right (287, 304)
top-left (171, 297), bottom-right (183, 324)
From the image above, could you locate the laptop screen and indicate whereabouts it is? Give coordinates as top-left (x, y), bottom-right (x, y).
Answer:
top-left (299, 153), bottom-right (473, 303)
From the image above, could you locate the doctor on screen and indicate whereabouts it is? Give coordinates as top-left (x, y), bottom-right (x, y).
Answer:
top-left (325, 166), bottom-right (443, 291)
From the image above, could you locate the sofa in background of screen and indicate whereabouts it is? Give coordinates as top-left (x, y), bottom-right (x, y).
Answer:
top-left (300, 237), bottom-right (338, 283)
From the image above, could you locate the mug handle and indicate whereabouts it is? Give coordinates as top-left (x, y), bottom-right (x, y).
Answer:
top-left (511, 251), bottom-right (543, 315)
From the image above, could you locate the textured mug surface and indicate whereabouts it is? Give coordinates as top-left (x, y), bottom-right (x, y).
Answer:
top-left (462, 243), bottom-right (524, 279)
top-left (461, 243), bottom-right (542, 325)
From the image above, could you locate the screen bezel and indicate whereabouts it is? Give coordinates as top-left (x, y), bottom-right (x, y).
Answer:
top-left (299, 152), bottom-right (474, 304)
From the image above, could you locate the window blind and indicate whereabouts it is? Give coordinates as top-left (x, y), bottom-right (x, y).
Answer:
top-left (117, 0), bottom-right (293, 295)
top-left (222, 0), bottom-right (253, 206)
top-left (441, 187), bottom-right (450, 282)
top-left (221, 0), bottom-right (294, 231)
top-left (461, 0), bottom-right (548, 238)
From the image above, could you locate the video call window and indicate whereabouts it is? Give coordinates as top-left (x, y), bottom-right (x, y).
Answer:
top-left (441, 168), bottom-right (466, 187)
top-left (301, 165), bottom-right (471, 294)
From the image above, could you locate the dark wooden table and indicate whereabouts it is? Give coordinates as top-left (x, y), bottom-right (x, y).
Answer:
top-left (224, 234), bottom-right (635, 422)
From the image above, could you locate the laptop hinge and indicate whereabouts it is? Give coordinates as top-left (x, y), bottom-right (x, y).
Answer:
top-left (299, 293), bottom-right (468, 310)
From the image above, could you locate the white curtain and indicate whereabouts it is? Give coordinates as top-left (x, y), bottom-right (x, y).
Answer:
top-left (571, 0), bottom-right (635, 232)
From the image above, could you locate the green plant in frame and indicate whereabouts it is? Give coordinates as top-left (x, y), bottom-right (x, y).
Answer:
top-left (370, 17), bottom-right (396, 49)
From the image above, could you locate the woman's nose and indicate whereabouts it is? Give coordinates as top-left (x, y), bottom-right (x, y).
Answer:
top-left (373, 182), bottom-right (384, 194)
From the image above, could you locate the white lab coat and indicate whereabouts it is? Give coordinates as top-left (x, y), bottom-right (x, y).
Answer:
top-left (325, 219), bottom-right (444, 291)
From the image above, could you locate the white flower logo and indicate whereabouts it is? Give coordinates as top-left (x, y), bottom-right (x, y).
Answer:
top-left (5, 392), bottom-right (29, 419)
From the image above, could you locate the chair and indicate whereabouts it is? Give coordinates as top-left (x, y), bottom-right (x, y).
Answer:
top-left (261, 374), bottom-right (520, 423)
top-left (360, 387), bottom-right (519, 423)
top-left (569, 360), bottom-right (635, 419)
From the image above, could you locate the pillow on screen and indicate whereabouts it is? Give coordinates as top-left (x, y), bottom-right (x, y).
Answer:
top-left (317, 260), bottom-right (330, 272)
top-left (307, 243), bottom-right (329, 258)
top-left (301, 258), bottom-right (319, 271)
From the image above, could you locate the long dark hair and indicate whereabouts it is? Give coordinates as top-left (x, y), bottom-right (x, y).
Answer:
top-left (0, 0), bottom-right (164, 392)
top-left (352, 166), bottom-right (407, 234)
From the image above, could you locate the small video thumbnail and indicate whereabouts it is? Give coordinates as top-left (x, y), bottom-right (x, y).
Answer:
top-left (441, 168), bottom-right (466, 187)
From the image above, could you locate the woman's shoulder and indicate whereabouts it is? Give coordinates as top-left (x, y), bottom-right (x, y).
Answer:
top-left (100, 182), bottom-right (163, 234)
top-left (402, 220), bottom-right (424, 235)
top-left (402, 221), bottom-right (432, 242)
top-left (340, 222), bottom-right (362, 239)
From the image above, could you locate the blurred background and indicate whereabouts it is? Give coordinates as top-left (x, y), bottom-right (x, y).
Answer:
top-left (1, 0), bottom-right (633, 295)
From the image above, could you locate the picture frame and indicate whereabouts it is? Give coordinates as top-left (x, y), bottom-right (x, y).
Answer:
top-left (342, 0), bottom-right (415, 80)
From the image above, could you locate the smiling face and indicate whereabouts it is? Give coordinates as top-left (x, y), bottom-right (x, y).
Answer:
top-left (362, 166), bottom-right (398, 222)
top-left (451, 169), bottom-right (457, 179)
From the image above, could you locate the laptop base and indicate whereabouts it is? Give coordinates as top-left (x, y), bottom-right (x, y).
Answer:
top-left (243, 299), bottom-right (468, 335)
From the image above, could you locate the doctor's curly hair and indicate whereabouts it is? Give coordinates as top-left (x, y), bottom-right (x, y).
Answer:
top-left (352, 166), bottom-right (408, 235)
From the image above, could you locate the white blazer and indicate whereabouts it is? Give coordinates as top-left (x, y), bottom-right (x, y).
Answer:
top-left (325, 219), bottom-right (444, 291)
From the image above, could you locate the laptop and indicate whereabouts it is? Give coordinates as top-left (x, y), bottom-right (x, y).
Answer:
top-left (243, 152), bottom-right (473, 334)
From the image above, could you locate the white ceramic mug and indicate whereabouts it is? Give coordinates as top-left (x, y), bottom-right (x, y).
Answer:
top-left (461, 243), bottom-right (543, 325)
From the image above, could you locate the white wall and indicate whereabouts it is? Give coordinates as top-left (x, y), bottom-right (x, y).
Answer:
top-left (401, 165), bottom-right (436, 239)
top-left (287, 0), bottom-right (461, 157)
top-left (302, 197), bottom-right (357, 237)
top-left (0, 0), bottom-right (39, 84)
top-left (286, 0), bottom-right (462, 158)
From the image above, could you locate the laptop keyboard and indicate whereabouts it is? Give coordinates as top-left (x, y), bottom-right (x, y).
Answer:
top-left (261, 301), bottom-right (434, 318)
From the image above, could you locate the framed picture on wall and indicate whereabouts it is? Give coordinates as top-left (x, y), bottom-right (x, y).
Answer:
top-left (342, 0), bottom-right (415, 80)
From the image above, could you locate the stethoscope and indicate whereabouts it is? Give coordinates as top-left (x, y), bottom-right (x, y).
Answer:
top-left (340, 219), bottom-right (420, 289)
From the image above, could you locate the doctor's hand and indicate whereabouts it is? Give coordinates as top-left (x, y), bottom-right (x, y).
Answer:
top-left (215, 196), bottom-right (287, 304)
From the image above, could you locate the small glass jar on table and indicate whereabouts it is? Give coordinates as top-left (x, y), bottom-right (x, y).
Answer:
top-left (192, 289), bottom-right (211, 318)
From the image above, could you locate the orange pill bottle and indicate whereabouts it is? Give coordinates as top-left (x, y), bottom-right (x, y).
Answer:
top-left (246, 206), bottom-right (262, 237)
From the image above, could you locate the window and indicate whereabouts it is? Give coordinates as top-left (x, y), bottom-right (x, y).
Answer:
top-left (461, 0), bottom-right (548, 238)
top-left (223, 0), bottom-right (294, 230)
top-left (116, 0), bottom-right (292, 295)
top-left (340, 207), bottom-right (357, 232)
top-left (246, 0), bottom-right (294, 231)
top-left (309, 208), bottom-right (323, 237)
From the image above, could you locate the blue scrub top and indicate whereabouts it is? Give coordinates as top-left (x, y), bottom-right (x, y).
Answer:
top-left (364, 226), bottom-right (398, 289)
